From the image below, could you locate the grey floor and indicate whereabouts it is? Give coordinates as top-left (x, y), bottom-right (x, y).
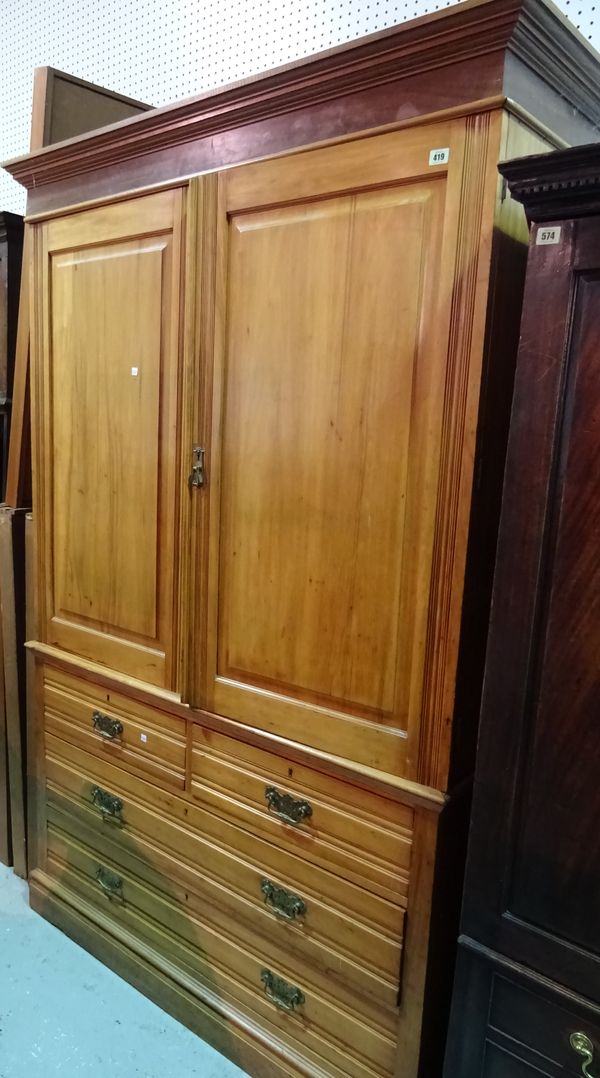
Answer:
top-left (0, 864), bottom-right (248, 1077)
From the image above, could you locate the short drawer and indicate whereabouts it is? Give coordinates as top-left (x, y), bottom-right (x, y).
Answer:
top-left (43, 667), bottom-right (186, 790)
top-left (45, 737), bottom-right (405, 1006)
top-left (488, 973), bottom-right (600, 1077)
top-left (191, 727), bottom-right (412, 903)
top-left (46, 825), bottom-right (397, 1078)
top-left (445, 946), bottom-right (600, 1078)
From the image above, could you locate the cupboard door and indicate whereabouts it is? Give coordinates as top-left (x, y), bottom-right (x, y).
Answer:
top-left (33, 190), bottom-right (183, 688)
top-left (195, 119), bottom-right (497, 778)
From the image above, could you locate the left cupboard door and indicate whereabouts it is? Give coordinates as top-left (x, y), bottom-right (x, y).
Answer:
top-left (32, 189), bottom-right (184, 689)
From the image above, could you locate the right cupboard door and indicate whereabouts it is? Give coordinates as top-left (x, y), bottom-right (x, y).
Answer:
top-left (196, 117), bottom-right (497, 780)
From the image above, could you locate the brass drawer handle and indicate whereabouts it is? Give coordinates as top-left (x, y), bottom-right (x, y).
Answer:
top-left (261, 878), bottom-right (306, 922)
top-left (90, 785), bottom-right (124, 825)
top-left (571, 1033), bottom-right (598, 1077)
top-left (260, 969), bottom-right (305, 1013)
top-left (92, 710), bottom-right (123, 741)
top-left (95, 866), bottom-right (124, 903)
top-left (264, 785), bottom-right (313, 827)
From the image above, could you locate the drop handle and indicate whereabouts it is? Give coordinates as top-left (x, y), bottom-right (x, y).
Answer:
top-left (95, 866), bottom-right (124, 903)
top-left (90, 785), bottom-right (124, 825)
top-left (92, 710), bottom-right (124, 741)
top-left (571, 1032), bottom-right (598, 1077)
top-left (264, 785), bottom-right (313, 827)
top-left (260, 969), bottom-right (305, 1013)
top-left (261, 878), bottom-right (306, 922)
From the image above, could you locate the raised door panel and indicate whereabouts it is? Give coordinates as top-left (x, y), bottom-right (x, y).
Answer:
top-left (220, 189), bottom-right (434, 724)
top-left (196, 117), bottom-right (498, 780)
top-left (34, 190), bottom-right (183, 688)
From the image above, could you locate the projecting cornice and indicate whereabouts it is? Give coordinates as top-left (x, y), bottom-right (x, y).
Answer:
top-left (502, 143), bottom-right (600, 220)
top-left (4, 0), bottom-right (600, 206)
top-left (510, 0), bottom-right (600, 133)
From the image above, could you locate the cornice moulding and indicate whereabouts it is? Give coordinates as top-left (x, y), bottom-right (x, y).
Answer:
top-left (501, 144), bottom-right (600, 219)
top-left (4, 0), bottom-right (600, 194)
top-left (2, 0), bottom-right (523, 189)
top-left (510, 0), bottom-right (600, 128)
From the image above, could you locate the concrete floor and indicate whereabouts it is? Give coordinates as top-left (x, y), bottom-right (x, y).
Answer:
top-left (0, 864), bottom-right (248, 1077)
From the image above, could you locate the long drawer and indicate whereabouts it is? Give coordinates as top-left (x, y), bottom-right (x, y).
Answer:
top-left (46, 824), bottom-right (397, 1078)
top-left (191, 726), bottom-right (413, 903)
top-left (45, 736), bottom-right (404, 1005)
top-left (43, 668), bottom-right (186, 790)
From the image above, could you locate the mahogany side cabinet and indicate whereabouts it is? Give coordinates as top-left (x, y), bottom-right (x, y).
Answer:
top-left (444, 143), bottom-right (600, 1078)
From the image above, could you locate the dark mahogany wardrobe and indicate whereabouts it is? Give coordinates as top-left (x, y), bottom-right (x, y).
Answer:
top-left (444, 145), bottom-right (600, 1077)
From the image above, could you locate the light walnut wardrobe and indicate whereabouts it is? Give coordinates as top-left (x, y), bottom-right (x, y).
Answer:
top-left (5, 1), bottom-right (600, 1074)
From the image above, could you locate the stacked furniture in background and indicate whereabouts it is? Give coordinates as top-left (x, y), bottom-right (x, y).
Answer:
top-left (0, 211), bottom-right (23, 868)
top-left (0, 214), bottom-right (23, 496)
top-left (4, 1), bottom-right (600, 1075)
top-left (444, 144), bottom-right (600, 1077)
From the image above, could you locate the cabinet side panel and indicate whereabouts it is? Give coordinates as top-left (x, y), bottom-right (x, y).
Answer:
top-left (449, 112), bottom-right (558, 789)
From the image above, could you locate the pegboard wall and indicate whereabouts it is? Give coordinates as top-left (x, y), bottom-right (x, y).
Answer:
top-left (0, 0), bottom-right (598, 213)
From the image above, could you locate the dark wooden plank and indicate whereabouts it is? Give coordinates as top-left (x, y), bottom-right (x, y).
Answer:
top-left (0, 214), bottom-right (24, 504)
top-left (0, 601), bottom-right (10, 866)
top-left (4, 228), bottom-right (30, 509)
top-left (1, 507), bottom-right (28, 876)
top-left (25, 513), bottom-right (44, 874)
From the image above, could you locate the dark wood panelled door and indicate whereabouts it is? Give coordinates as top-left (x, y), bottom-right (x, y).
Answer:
top-left (509, 262), bottom-right (600, 951)
top-left (461, 215), bottom-right (600, 1002)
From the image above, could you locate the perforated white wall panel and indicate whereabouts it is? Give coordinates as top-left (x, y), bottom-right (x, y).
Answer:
top-left (0, 0), bottom-right (598, 213)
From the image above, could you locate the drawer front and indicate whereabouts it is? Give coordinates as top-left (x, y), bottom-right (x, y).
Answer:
top-left (488, 974), bottom-right (600, 1077)
top-left (445, 946), bottom-right (600, 1078)
top-left (47, 735), bottom-right (400, 938)
top-left (46, 825), bottom-right (397, 1078)
top-left (43, 668), bottom-right (186, 789)
top-left (45, 739), bottom-right (404, 1006)
top-left (191, 727), bottom-right (412, 902)
top-left (481, 1044), bottom-right (555, 1077)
